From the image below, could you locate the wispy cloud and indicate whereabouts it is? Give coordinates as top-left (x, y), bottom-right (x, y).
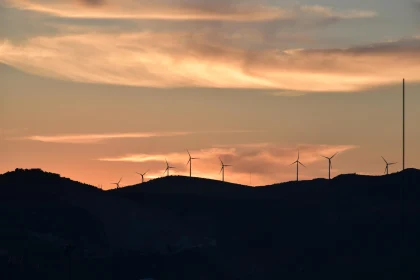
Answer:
top-left (98, 143), bottom-right (358, 185)
top-left (6, 0), bottom-right (377, 22)
top-left (267, 91), bottom-right (307, 97)
top-left (1, 32), bottom-right (419, 92)
top-left (299, 5), bottom-right (376, 20)
top-left (20, 130), bottom-right (255, 144)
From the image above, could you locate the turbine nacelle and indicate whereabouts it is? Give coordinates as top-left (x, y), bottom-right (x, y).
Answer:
top-left (136, 171), bottom-right (149, 182)
top-left (219, 157), bottom-right (232, 181)
top-left (291, 150), bottom-right (305, 182)
top-left (382, 156), bottom-right (397, 175)
top-left (321, 152), bottom-right (338, 179)
top-left (112, 177), bottom-right (122, 188)
top-left (164, 159), bottom-right (175, 176)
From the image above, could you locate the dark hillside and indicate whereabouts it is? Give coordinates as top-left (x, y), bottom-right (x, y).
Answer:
top-left (1, 168), bottom-right (419, 279)
top-left (111, 175), bottom-right (253, 198)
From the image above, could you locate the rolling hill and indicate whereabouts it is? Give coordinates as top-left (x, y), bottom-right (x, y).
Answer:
top-left (1, 168), bottom-right (419, 280)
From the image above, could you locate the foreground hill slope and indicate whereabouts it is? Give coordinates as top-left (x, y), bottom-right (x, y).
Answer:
top-left (0, 169), bottom-right (214, 258)
top-left (110, 169), bottom-right (420, 279)
top-left (1, 168), bottom-right (419, 280)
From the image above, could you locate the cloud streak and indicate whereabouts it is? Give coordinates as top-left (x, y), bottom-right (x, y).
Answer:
top-left (19, 130), bottom-right (255, 144)
top-left (1, 32), bottom-right (419, 92)
top-left (6, 0), bottom-right (376, 22)
top-left (98, 143), bottom-right (358, 185)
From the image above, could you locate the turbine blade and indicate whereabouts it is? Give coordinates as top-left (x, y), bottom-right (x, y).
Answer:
top-left (118, 177), bottom-right (122, 183)
top-left (381, 156), bottom-right (387, 164)
top-left (290, 161), bottom-right (297, 165)
top-left (299, 162), bottom-right (306, 167)
top-left (331, 152), bottom-right (338, 159)
top-left (225, 165), bottom-right (232, 167)
top-left (187, 150), bottom-right (191, 157)
top-left (219, 166), bottom-right (223, 174)
top-left (186, 159), bottom-right (191, 166)
top-left (219, 157), bottom-right (223, 165)
top-left (297, 150), bottom-right (300, 160)
top-left (389, 162), bottom-right (397, 165)
top-left (321, 155), bottom-right (328, 159)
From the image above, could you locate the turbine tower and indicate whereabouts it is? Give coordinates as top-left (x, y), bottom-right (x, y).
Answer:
top-left (219, 157), bottom-right (231, 182)
top-left (186, 150), bottom-right (199, 177)
top-left (164, 159), bottom-right (175, 176)
top-left (290, 150), bottom-right (306, 182)
top-left (321, 152), bottom-right (338, 180)
top-left (136, 170), bottom-right (149, 183)
top-left (403, 78), bottom-right (405, 171)
top-left (382, 156), bottom-right (397, 175)
top-left (112, 177), bottom-right (122, 189)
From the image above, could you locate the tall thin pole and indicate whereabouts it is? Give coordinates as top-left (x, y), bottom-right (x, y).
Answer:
top-left (222, 167), bottom-right (224, 182)
top-left (190, 160), bottom-right (192, 177)
top-left (403, 79), bottom-right (405, 170)
top-left (401, 78), bottom-right (406, 277)
top-left (296, 163), bottom-right (299, 182)
top-left (328, 160), bottom-right (331, 180)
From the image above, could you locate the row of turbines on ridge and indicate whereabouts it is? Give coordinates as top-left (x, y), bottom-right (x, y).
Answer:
top-left (106, 150), bottom-right (397, 189)
top-left (101, 78), bottom-right (407, 190)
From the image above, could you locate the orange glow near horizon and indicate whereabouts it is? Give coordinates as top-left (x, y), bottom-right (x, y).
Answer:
top-left (1, 0), bottom-right (419, 188)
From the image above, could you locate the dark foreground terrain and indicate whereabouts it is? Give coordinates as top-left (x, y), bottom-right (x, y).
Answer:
top-left (1, 168), bottom-right (419, 279)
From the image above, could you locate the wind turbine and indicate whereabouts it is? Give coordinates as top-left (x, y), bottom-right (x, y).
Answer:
top-left (186, 150), bottom-right (199, 177)
top-left (219, 157), bottom-right (231, 182)
top-left (382, 156), bottom-right (397, 175)
top-left (321, 152), bottom-right (338, 180)
top-left (112, 177), bottom-right (122, 189)
top-left (164, 159), bottom-right (175, 176)
top-left (290, 150), bottom-right (306, 182)
top-left (136, 170), bottom-right (149, 183)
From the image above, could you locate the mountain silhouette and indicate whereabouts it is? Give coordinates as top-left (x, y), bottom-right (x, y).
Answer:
top-left (111, 175), bottom-right (253, 198)
top-left (1, 168), bottom-right (420, 280)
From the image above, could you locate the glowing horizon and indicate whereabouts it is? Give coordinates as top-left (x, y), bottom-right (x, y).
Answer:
top-left (1, 0), bottom-right (419, 188)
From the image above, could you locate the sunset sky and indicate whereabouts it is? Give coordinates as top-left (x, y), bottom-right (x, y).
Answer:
top-left (1, 0), bottom-right (419, 188)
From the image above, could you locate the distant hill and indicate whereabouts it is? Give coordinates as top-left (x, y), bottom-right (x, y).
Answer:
top-left (112, 168), bottom-right (420, 201)
top-left (1, 167), bottom-right (420, 280)
top-left (111, 175), bottom-right (253, 198)
top-left (0, 169), bottom-right (107, 258)
top-left (0, 168), bottom-right (101, 196)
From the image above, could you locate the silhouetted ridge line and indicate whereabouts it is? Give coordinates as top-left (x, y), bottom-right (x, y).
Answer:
top-left (110, 175), bottom-right (252, 198)
top-left (0, 168), bottom-right (102, 195)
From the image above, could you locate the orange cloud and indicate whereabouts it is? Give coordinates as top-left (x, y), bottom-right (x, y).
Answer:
top-left (21, 132), bottom-right (190, 143)
top-left (18, 130), bottom-right (255, 144)
top-left (5, 0), bottom-right (376, 21)
top-left (1, 32), bottom-right (419, 92)
top-left (98, 143), bottom-right (358, 185)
